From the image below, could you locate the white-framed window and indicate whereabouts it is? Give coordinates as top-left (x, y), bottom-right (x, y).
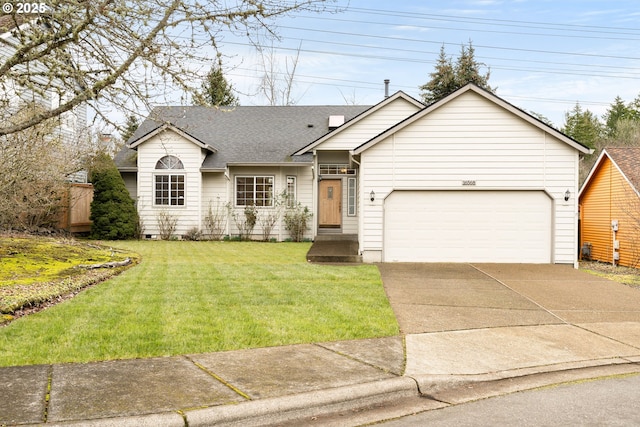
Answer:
top-left (156, 155), bottom-right (184, 170)
top-left (236, 176), bottom-right (274, 207)
top-left (319, 164), bottom-right (356, 175)
top-left (286, 176), bottom-right (297, 207)
top-left (347, 177), bottom-right (357, 216)
top-left (154, 155), bottom-right (185, 206)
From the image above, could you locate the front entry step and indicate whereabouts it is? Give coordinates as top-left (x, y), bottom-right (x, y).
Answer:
top-left (306, 235), bottom-right (362, 263)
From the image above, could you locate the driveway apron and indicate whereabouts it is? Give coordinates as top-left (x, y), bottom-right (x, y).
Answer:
top-left (377, 263), bottom-right (560, 334)
top-left (378, 263), bottom-right (640, 377)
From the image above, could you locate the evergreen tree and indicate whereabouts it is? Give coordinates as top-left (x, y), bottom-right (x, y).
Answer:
top-left (420, 41), bottom-right (494, 104)
top-left (89, 153), bottom-right (139, 240)
top-left (562, 102), bottom-right (603, 149)
top-left (121, 115), bottom-right (140, 143)
top-left (419, 45), bottom-right (457, 104)
top-left (603, 96), bottom-right (629, 137)
top-left (194, 63), bottom-right (239, 107)
top-left (454, 41), bottom-right (492, 90)
top-left (603, 95), bottom-right (640, 138)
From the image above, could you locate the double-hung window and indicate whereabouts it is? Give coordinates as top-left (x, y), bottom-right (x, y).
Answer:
top-left (236, 176), bottom-right (274, 207)
top-left (155, 155), bottom-right (185, 206)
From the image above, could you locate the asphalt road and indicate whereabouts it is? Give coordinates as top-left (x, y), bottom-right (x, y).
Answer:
top-left (375, 373), bottom-right (640, 426)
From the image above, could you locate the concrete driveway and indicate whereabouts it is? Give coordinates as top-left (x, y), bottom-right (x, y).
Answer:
top-left (378, 263), bottom-right (640, 380)
top-left (378, 263), bottom-right (640, 333)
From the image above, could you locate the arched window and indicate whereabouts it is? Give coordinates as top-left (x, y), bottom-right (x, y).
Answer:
top-left (155, 155), bottom-right (184, 170)
top-left (154, 156), bottom-right (185, 206)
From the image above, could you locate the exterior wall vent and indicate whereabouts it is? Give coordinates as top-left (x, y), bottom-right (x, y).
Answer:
top-left (328, 115), bottom-right (345, 130)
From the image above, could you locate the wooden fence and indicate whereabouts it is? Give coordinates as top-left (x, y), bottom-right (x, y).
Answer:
top-left (58, 183), bottom-right (93, 233)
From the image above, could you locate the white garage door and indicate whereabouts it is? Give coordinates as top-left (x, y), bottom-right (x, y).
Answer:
top-left (384, 191), bottom-right (552, 263)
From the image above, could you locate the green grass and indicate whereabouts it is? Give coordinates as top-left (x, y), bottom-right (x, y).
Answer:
top-left (0, 241), bottom-right (399, 366)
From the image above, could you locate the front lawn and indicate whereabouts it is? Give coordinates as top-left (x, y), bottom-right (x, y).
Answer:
top-left (0, 241), bottom-right (398, 366)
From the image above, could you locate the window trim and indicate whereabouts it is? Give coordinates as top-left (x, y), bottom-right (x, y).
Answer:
top-left (155, 155), bottom-right (184, 170)
top-left (235, 175), bottom-right (275, 207)
top-left (286, 175), bottom-right (297, 207)
top-left (347, 177), bottom-right (357, 216)
top-left (319, 164), bottom-right (356, 175)
top-left (154, 155), bottom-right (186, 207)
top-left (154, 173), bottom-right (186, 207)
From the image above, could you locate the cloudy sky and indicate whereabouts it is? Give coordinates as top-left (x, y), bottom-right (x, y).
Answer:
top-left (214, 0), bottom-right (640, 128)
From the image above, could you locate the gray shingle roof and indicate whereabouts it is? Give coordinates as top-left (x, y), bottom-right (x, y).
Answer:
top-left (116, 105), bottom-right (371, 170)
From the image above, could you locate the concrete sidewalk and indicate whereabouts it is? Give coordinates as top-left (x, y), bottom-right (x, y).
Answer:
top-left (1, 337), bottom-right (414, 426)
top-left (2, 263), bottom-right (640, 426)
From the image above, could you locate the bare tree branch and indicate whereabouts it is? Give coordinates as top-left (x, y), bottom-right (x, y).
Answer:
top-left (257, 41), bottom-right (302, 105)
top-left (0, 0), bottom-right (329, 135)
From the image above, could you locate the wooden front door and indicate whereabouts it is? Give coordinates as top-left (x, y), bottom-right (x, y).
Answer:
top-left (319, 179), bottom-right (342, 228)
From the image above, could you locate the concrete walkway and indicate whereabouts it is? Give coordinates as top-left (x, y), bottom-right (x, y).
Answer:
top-left (2, 264), bottom-right (640, 426)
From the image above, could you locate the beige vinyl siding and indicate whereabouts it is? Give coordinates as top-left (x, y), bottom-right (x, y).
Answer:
top-left (136, 130), bottom-right (205, 237)
top-left (200, 172), bottom-right (229, 237)
top-left (121, 172), bottom-right (137, 200)
top-left (317, 97), bottom-right (421, 151)
top-left (201, 173), bottom-right (227, 206)
top-left (545, 141), bottom-right (579, 263)
top-left (360, 90), bottom-right (578, 263)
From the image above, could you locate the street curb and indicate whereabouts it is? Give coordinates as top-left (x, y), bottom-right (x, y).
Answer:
top-left (184, 376), bottom-right (419, 427)
top-left (412, 358), bottom-right (640, 404)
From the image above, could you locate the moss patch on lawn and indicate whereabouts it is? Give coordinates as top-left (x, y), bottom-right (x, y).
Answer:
top-left (0, 235), bottom-right (139, 320)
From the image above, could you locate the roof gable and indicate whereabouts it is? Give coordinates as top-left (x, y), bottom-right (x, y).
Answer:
top-left (580, 148), bottom-right (640, 198)
top-left (292, 91), bottom-right (424, 155)
top-left (128, 123), bottom-right (216, 152)
top-left (354, 84), bottom-right (593, 155)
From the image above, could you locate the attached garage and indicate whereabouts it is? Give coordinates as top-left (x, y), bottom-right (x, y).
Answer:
top-left (301, 84), bottom-right (593, 265)
top-left (383, 190), bottom-right (553, 263)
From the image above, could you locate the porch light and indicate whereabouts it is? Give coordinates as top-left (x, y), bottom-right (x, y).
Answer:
top-left (370, 190), bottom-right (375, 202)
top-left (564, 189), bottom-right (570, 202)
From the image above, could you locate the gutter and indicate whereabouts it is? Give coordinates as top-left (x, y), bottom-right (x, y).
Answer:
top-left (226, 162), bottom-right (313, 167)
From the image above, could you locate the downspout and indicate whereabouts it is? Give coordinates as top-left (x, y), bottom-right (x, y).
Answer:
top-left (351, 152), bottom-right (362, 254)
top-left (350, 152), bottom-right (360, 167)
top-left (225, 166), bottom-right (231, 237)
top-left (312, 150), bottom-right (319, 238)
top-left (573, 146), bottom-right (580, 268)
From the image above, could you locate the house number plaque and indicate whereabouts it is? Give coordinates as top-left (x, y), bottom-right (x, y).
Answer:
top-left (462, 180), bottom-right (476, 186)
